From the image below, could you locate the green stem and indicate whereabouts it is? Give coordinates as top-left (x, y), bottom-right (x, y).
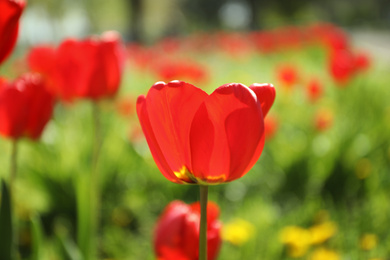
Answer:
top-left (9, 140), bottom-right (18, 260)
top-left (78, 102), bottom-right (103, 260)
top-left (91, 102), bottom-right (102, 259)
top-left (199, 185), bottom-right (208, 260)
top-left (92, 102), bottom-right (102, 180)
top-left (9, 140), bottom-right (18, 196)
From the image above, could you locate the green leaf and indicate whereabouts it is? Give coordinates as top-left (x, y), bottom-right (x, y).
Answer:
top-left (56, 221), bottom-right (83, 260)
top-left (76, 173), bottom-right (93, 260)
top-left (30, 215), bottom-right (44, 260)
top-left (0, 179), bottom-right (13, 260)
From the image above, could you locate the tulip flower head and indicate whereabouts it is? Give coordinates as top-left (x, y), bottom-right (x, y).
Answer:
top-left (276, 64), bottom-right (299, 89)
top-left (137, 80), bottom-right (275, 184)
top-left (329, 49), bottom-right (356, 86)
top-left (154, 200), bottom-right (222, 260)
top-left (0, 0), bottom-right (25, 65)
top-left (315, 109), bottom-right (333, 132)
top-left (306, 78), bottom-right (323, 103)
top-left (0, 73), bottom-right (55, 140)
top-left (28, 31), bottom-right (125, 101)
top-left (354, 51), bottom-right (371, 72)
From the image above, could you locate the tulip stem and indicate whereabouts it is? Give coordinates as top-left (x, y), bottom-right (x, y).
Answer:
top-left (92, 102), bottom-right (102, 179)
top-left (9, 139), bottom-right (18, 259)
top-left (9, 140), bottom-right (18, 196)
top-left (199, 185), bottom-right (208, 260)
top-left (79, 102), bottom-right (103, 260)
top-left (91, 102), bottom-right (102, 259)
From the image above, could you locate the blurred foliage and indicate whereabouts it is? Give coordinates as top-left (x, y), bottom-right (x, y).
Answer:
top-left (20, 0), bottom-right (390, 43)
top-left (1, 3), bottom-right (390, 257)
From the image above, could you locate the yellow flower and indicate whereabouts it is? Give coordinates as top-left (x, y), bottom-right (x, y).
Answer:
top-left (360, 233), bottom-right (378, 251)
top-left (309, 221), bottom-right (337, 245)
top-left (222, 218), bottom-right (255, 246)
top-left (309, 247), bottom-right (340, 260)
top-left (279, 226), bottom-right (311, 258)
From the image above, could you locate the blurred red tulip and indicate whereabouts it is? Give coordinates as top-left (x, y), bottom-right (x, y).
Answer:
top-left (306, 78), bottom-right (323, 102)
top-left (276, 65), bottom-right (299, 89)
top-left (354, 51), bottom-right (371, 72)
top-left (28, 31), bottom-right (125, 101)
top-left (329, 49), bottom-right (356, 86)
top-left (215, 32), bottom-right (252, 58)
top-left (137, 80), bottom-right (275, 184)
top-left (127, 43), bottom-right (161, 71)
top-left (323, 28), bottom-right (350, 52)
top-left (152, 58), bottom-right (208, 84)
top-left (250, 31), bottom-right (277, 53)
top-left (27, 45), bottom-right (56, 77)
top-left (0, 0), bottom-right (25, 65)
top-left (0, 73), bottom-right (55, 140)
top-left (116, 95), bottom-right (136, 118)
top-left (154, 200), bottom-right (222, 260)
top-left (315, 109), bottom-right (333, 131)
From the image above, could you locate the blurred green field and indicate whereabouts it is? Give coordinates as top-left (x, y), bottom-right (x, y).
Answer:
top-left (1, 25), bottom-right (390, 260)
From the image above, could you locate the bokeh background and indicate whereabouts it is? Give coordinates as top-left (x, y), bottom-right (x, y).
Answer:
top-left (1, 0), bottom-right (390, 259)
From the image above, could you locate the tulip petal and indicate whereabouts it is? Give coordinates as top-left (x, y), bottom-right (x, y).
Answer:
top-left (0, 86), bottom-right (26, 138)
top-left (142, 81), bottom-right (208, 183)
top-left (0, 74), bottom-right (55, 140)
top-left (27, 45), bottom-right (56, 76)
top-left (0, 0), bottom-right (25, 65)
top-left (154, 201), bottom-right (188, 251)
top-left (136, 95), bottom-right (181, 183)
top-left (55, 39), bottom-right (92, 100)
top-left (190, 83), bottom-right (265, 183)
top-left (99, 31), bottom-right (125, 97)
top-left (190, 201), bottom-right (220, 225)
top-left (249, 83), bottom-right (276, 118)
top-left (22, 74), bottom-right (55, 139)
top-left (154, 201), bottom-right (222, 260)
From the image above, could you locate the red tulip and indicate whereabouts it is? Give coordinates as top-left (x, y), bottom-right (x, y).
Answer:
top-left (137, 80), bottom-right (275, 184)
top-left (329, 49), bottom-right (356, 86)
top-left (152, 58), bottom-right (208, 84)
top-left (0, 0), bottom-right (25, 65)
top-left (28, 31), bottom-right (125, 101)
top-left (314, 109), bottom-right (333, 131)
top-left (276, 64), bottom-right (299, 89)
top-left (354, 51), bottom-right (371, 72)
top-left (27, 45), bottom-right (56, 77)
top-left (154, 200), bottom-right (222, 260)
top-left (0, 73), bottom-right (55, 140)
top-left (250, 31), bottom-right (278, 53)
top-left (306, 78), bottom-right (323, 102)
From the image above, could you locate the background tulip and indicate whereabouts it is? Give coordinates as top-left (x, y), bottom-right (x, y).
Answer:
top-left (28, 31), bottom-right (125, 101)
top-left (137, 80), bottom-right (275, 185)
top-left (0, 73), bottom-right (54, 140)
top-left (154, 200), bottom-right (222, 260)
top-left (0, 0), bottom-right (25, 65)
